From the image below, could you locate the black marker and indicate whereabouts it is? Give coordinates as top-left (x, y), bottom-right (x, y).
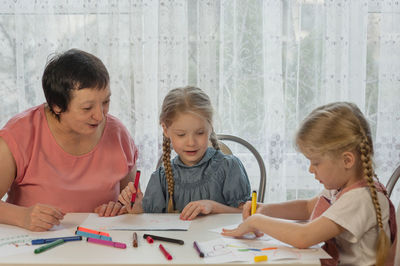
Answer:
top-left (142, 234), bottom-right (184, 245)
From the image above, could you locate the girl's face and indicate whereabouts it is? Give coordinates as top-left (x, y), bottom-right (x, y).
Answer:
top-left (162, 112), bottom-right (211, 166)
top-left (54, 87), bottom-right (111, 137)
top-left (306, 152), bottom-right (355, 190)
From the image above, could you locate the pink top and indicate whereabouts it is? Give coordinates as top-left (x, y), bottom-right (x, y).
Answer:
top-left (0, 104), bottom-right (138, 212)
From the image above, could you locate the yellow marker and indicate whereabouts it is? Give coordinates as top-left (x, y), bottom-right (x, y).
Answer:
top-left (254, 255), bottom-right (268, 262)
top-left (251, 190), bottom-right (257, 215)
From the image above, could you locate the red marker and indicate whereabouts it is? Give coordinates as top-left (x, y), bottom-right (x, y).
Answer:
top-left (131, 170), bottom-right (141, 207)
top-left (159, 244), bottom-right (173, 260)
top-left (146, 236), bottom-right (154, 244)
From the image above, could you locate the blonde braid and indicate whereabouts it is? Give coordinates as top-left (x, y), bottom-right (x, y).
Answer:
top-left (162, 136), bottom-right (175, 213)
top-left (210, 131), bottom-right (220, 150)
top-left (360, 135), bottom-right (390, 266)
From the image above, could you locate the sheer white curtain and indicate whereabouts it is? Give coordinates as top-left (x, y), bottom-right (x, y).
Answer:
top-left (0, 0), bottom-right (399, 206)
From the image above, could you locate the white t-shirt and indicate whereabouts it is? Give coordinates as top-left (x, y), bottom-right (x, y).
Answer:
top-left (321, 187), bottom-right (390, 266)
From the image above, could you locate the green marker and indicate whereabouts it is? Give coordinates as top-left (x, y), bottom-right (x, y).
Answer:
top-left (34, 239), bottom-right (65, 254)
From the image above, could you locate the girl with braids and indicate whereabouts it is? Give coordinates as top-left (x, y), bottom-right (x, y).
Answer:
top-left (222, 102), bottom-right (397, 266)
top-left (118, 86), bottom-right (252, 220)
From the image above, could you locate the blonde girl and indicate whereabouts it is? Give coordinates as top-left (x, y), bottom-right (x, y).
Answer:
top-left (222, 102), bottom-right (396, 266)
top-left (119, 86), bottom-right (252, 220)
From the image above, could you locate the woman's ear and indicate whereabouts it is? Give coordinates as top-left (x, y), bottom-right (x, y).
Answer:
top-left (342, 151), bottom-right (356, 169)
top-left (52, 105), bottom-right (62, 115)
top-left (161, 123), bottom-right (169, 138)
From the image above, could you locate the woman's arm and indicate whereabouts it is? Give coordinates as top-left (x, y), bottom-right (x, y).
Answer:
top-left (0, 137), bottom-right (64, 231)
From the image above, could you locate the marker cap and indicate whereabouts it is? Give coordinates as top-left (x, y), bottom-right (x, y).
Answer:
top-left (146, 236), bottom-right (154, 243)
top-left (254, 255), bottom-right (268, 262)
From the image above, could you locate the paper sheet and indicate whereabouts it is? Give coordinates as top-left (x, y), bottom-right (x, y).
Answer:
top-left (198, 238), bottom-right (331, 264)
top-left (80, 213), bottom-right (191, 231)
top-left (0, 225), bottom-right (75, 258)
top-left (203, 224), bottom-right (331, 263)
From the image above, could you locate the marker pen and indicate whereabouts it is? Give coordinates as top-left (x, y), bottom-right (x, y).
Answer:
top-left (76, 230), bottom-right (112, 241)
top-left (87, 237), bottom-right (126, 249)
top-left (32, 236), bottom-right (82, 245)
top-left (131, 170), bottom-right (141, 207)
top-left (34, 239), bottom-right (65, 254)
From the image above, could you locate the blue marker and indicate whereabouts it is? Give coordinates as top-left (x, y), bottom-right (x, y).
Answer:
top-left (32, 236), bottom-right (82, 245)
top-left (75, 230), bottom-right (112, 241)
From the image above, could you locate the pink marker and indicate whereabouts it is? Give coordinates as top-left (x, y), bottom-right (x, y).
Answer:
top-left (87, 237), bottom-right (126, 249)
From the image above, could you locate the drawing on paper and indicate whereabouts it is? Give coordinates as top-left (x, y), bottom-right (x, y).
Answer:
top-left (0, 235), bottom-right (32, 247)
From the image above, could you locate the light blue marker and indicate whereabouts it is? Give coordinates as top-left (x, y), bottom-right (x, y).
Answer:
top-left (75, 230), bottom-right (112, 241)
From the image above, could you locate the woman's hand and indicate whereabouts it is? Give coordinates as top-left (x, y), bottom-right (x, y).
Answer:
top-left (94, 201), bottom-right (126, 217)
top-left (180, 200), bottom-right (214, 220)
top-left (221, 214), bottom-right (264, 238)
top-left (21, 204), bottom-right (65, 232)
top-left (118, 182), bottom-right (143, 214)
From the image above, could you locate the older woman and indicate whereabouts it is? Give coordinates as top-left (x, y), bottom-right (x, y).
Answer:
top-left (0, 49), bottom-right (137, 231)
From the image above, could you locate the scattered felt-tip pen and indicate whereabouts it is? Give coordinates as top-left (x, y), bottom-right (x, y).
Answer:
top-left (87, 237), bottom-right (126, 249)
top-left (159, 244), bottom-right (173, 260)
top-left (193, 241), bottom-right (204, 258)
top-left (75, 230), bottom-right (112, 241)
top-left (133, 232), bottom-right (138, 248)
top-left (34, 239), bottom-right (65, 254)
top-left (143, 234), bottom-right (184, 245)
top-left (32, 236), bottom-right (82, 245)
top-left (76, 226), bottom-right (110, 237)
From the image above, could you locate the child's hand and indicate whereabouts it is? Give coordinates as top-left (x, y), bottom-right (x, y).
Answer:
top-left (126, 190), bottom-right (144, 214)
top-left (242, 201), bottom-right (267, 220)
top-left (21, 204), bottom-right (65, 231)
top-left (118, 181), bottom-right (136, 205)
top-left (118, 182), bottom-right (143, 214)
top-left (180, 200), bottom-right (214, 220)
top-left (242, 201), bottom-right (252, 220)
top-left (94, 201), bottom-right (126, 217)
top-left (221, 215), bottom-right (264, 238)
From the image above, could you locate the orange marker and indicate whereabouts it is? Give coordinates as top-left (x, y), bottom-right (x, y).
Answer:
top-left (76, 226), bottom-right (110, 237)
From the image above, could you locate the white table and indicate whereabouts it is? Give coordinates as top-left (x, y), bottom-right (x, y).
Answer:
top-left (0, 213), bottom-right (321, 266)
